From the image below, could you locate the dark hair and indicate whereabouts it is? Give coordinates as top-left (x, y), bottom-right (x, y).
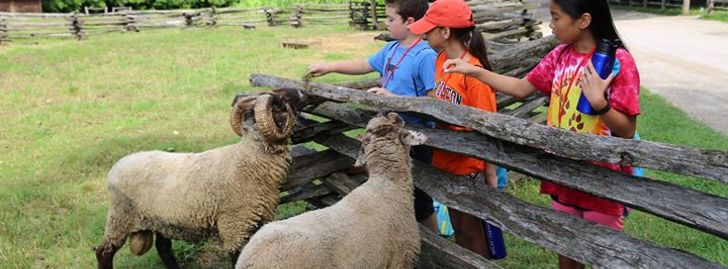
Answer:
top-left (451, 27), bottom-right (491, 71)
top-left (385, 0), bottom-right (429, 21)
top-left (553, 0), bottom-right (627, 49)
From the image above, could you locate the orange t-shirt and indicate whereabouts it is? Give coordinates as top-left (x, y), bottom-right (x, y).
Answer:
top-left (431, 52), bottom-right (497, 176)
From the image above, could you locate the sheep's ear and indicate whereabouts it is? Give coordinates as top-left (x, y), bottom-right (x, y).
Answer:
top-left (386, 112), bottom-right (404, 126)
top-left (354, 135), bottom-right (368, 167)
top-left (401, 130), bottom-right (427, 146)
top-left (353, 146), bottom-right (366, 167)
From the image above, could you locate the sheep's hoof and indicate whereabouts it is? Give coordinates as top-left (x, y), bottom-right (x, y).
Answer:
top-left (128, 230), bottom-right (154, 256)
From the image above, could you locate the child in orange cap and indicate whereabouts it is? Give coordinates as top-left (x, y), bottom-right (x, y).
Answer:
top-left (409, 0), bottom-right (499, 258)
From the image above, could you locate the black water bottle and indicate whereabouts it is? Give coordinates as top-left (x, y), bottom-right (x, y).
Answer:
top-left (577, 39), bottom-right (617, 115)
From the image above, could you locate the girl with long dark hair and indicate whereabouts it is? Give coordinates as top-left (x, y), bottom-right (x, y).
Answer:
top-left (443, 0), bottom-right (641, 268)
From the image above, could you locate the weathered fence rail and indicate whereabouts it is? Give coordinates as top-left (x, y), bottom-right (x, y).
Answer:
top-left (246, 35), bottom-right (728, 268)
top-left (468, 0), bottom-right (543, 42)
top-left (252, 73), bottom-right (728, 183)
top-left (708, 0), bottom-right (728, 12)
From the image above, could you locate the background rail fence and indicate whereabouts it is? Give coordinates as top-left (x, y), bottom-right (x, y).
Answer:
top-left (608, 0), bottom-right (688, 9)
top-left (708, 0), bottom-right (728, 12)
top-left (468, 0), bottom-right (543, 43)
top-left (0, 0), bottom-right (543, 44)
top-left (251, 36), bottom-right (728, 269)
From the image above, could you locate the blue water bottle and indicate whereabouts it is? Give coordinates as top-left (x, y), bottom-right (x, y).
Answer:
top-left (482, 221), bottom-right (507, 259)
top-left (577, 39), bottom-right (617, 115)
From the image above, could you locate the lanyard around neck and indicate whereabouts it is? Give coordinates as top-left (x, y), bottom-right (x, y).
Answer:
top-left (381, 38), bottom-right (422, 88)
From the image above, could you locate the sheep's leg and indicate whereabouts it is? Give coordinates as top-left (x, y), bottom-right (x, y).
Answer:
top-left (154, 233), bottom-right (180, 269)
top-left (95, 240), bottom-right (122, 269)
top-left (96, 205), bottom-right (136, 269)
top-left (217, 215), bottom-right (257, 266)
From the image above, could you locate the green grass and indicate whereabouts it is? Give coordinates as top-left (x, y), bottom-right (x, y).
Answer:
top-left (0, 25), bottom-right (380, 269)
top-left (703, 10), bottom-right (728, 22)
top-left (1, 25), bottom-right (727, 269)
top-left (613, 4), bottom-right (728, 23)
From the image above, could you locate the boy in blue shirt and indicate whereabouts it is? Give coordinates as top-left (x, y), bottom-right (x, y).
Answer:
top-left (308, 0), bottom-right (438, 232)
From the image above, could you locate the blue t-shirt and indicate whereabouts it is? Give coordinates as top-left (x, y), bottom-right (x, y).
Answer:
top-left (368, 40), bottom-right (437, 127)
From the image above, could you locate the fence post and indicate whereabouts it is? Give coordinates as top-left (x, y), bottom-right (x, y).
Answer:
top-left (349, 1), bottom-right (355, 26)
top-left (264, 8), bottom-right (277, 26)
top-left (291, 4), bottom-right (303, 28)
top-left (211, 7), bottom-right (217, 26)
top-left (643, 0), bottom-right (648, 7)
top-left (121, 11), bottom-right (138, 32)
top-left (369, 0), bottom-right (378, 30)
top-left (68, 13), bottom-right (85, 40)
top-left (708, 0), bottom-right (715, 13)
top-left (202, 8), bottom-right (216, 27)
top-left (0, 17), bottom-right (7, 44)
top-left (183, 12), bottom-right (195, 28)
top-left (361, 2), bottom-right (370, 30)
top-left (682, 0), bottom-right (691, 14)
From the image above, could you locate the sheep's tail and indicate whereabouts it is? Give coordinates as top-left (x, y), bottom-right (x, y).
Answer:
top-left (128, 230), bottom-right (154, 256)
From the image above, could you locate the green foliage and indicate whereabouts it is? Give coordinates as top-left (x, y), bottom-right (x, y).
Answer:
top-left (42, 0), bottom-right (106, 13)
top-left (42, 0), bottom-right (238, 12)
top-left (39, 0), bottom-right (388, 13)
top-left (235, 0), bottom-right (372, 8)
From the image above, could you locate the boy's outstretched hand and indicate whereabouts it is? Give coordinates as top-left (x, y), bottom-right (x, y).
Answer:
top-left (308, 63), bottom-right (331, 77)
top-left (442, 58), bottom-right (480, 76)
top-left (367, 87), bottom-right (394, 96)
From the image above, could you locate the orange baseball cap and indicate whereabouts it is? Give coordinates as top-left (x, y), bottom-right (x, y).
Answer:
top-left (408, 0), bottom-right (476, 35)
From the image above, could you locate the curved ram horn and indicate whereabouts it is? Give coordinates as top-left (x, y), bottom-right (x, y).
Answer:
top-left (254, 94), bottom-right (295, 142)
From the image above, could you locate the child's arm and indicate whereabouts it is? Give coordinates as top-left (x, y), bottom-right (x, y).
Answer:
top-left (484, 163), bottom-right (498, 189)
top-left (308, 60), bottom-right (374, 77)
top-left (443, 58), bottom-right (538, 99)
top-left (580, 62), bottom-right (637, 138)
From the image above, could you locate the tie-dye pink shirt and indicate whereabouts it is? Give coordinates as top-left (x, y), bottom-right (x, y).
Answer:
top-left (526, 44), bottom-right (641, 216)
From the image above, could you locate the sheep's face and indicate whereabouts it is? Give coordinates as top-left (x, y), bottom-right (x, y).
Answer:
top-left (232, 88), bottom-right (307, 114)
top-left (271, 88), bottom-right (307, 114)
top-left (230, 90), bottom-right (299, 143)
top-left (354, 112), bottom-right (427, 167)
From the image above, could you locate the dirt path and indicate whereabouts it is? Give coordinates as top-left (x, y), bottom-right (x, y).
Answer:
top-left (615, 10), bottom-right (728, 135)
top-left (535, 6), bottom-right (728, 135)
